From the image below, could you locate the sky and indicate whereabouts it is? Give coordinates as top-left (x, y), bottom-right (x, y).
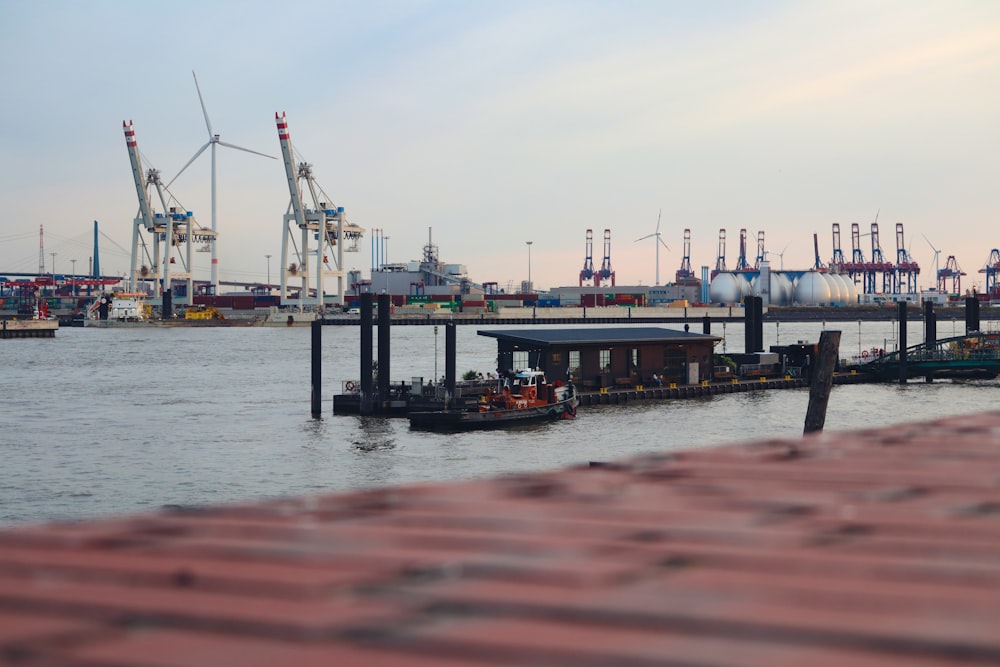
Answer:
top-left (1, 0), bottom-right (998, 293)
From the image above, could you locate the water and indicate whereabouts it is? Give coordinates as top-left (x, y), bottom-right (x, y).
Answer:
top-left (2, 319), bottom-right (997, 527)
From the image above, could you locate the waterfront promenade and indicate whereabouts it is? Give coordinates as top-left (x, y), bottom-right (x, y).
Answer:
top-left (3, 411), bottom-right (1000, 665)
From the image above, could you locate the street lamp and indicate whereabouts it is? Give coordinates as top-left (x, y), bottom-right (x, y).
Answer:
top-left (525, 241), bottom-right (533, 292)
top-left (265, 254), bottom-right (272, 287)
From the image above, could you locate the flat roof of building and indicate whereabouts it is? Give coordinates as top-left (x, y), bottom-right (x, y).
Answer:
top-left (478, 326), bottom-right (720, 347)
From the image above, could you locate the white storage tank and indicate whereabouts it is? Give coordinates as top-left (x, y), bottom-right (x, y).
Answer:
top-left (824, 273), bottom-right (844, 304)
top-left (794, 271), bottom-right (832, 306)
top-left (709, 272), bottom-right (743, 304)
top-left (773, 272), bottom-right (795, 306)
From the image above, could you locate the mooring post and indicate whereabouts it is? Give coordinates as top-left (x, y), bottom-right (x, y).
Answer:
top-left (702, 315), bottom-right (710, 335)
top-left (445, 321), bottom-right (457, 397)
top-left (377, 293), bottom-right (391, 404)
top-left (360, 293), bottom-right (374, 415)
top-left (965, 296), bottom-right (980, 334)
top-left (898, 301), bottom-right (908, 385)
top-left (311, 319), bottom-right (322, 416)
top-left (803, 329), bottom-right (841, 434)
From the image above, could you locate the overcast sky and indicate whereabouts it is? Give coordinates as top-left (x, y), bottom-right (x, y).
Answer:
top-left (1, 1), bottom-right (997, 292)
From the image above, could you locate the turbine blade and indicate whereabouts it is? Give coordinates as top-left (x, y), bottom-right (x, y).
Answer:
top-left (635, 233), bottom-right (655, 242)
top-left (192, 70), bottom-right (214, 137)
top-left (167, 141), bottom-right (211, 187)
top-left (655, 208), bottom-right (661, 233)
top-left (658, 237), bottom-right (671, 251)
top-left (217, 140), bottom-right (276, 160)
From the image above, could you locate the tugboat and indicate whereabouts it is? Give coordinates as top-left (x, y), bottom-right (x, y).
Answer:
top-left (409, 369), bottom-right (578, 431)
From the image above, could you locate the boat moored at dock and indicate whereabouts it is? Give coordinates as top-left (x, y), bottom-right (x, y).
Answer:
top-left (409, 370), bottom-right (578, 430)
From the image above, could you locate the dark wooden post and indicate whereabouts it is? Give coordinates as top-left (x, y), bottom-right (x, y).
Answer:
top-left (702, 315), bottom-right (711, 335)
top-left (310, 319), bottom-right (322, 416)
top-left (445, 321), bottom-right (457, 396)
top-left (360, 293), bottom-right (374, 415)
top-left (965, 296), bottom-right (980, 334)
top-left (803, 329), bottom-right (841, 434)
top-left (898, 301), bottom-right (908, 385)
top-left (377, 293), bottom-right (391, 403)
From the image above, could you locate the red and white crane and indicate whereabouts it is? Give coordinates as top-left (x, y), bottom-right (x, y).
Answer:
top-left (275, 112), bottom-right (363, 307)
top-left (123, 120), bottom-right (203, 303)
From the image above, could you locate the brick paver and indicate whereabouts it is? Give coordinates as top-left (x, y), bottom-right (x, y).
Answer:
top-left (3, 412), bottom-right (1000, 665)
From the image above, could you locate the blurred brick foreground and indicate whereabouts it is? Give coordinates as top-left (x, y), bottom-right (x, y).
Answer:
top-left (4, 413), bottom-right (1000, 666)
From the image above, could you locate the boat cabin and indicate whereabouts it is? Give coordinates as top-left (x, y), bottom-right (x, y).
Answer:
top-left (479, 327), bottom-right (722, 391)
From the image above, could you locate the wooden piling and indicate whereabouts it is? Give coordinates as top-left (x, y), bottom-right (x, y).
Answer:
top-left (803, 329), bottom-right (841, 434)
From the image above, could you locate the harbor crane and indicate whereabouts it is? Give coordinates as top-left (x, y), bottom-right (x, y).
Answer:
top-left (850, 223), bottom-right (871, 292)
top-left (275, 112), bottom-right (364, 308)
top-left (938, 256), bottom-right (965, 295)
top-left (830, 223), bottom-right (848, 272)
top-left (734, 229), bottom-right (751, 272)
top-left (675, 228), bottom-right (697, 284)
top-left (894, 223), bottom-right (920, 295)
top-left (753, 230), bottom-right (766, 270)
top-left (595, 229), bottom-right (615, 287)
top-left (123, 120), bottom-right (210, 305)
top-left (812, 233), bottom-right (827, 271)
top-left (979, 249), bottom-right (1000, 299)
top-left (711, 228), bottom-right (727, 279)
top-left (869, 222), bottom-right (894, 294)
top-left (579, 229), bottom-right (595, 286)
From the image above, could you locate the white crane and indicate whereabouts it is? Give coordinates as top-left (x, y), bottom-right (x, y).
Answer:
top-left (635, 209), bottom-right (670, 285)
top-left (169, 71), bottom-right (275, 291)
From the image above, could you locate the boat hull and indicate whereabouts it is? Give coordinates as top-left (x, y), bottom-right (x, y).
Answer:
top-left (409, 395), bottom-right (578, 431)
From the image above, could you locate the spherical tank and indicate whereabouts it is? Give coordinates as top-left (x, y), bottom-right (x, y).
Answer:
top-left (840, 275), bottom-right (859, 304)
top-left (772, 273), bottom-right (794, 306)
top-left (824, 273), bottom-right (843, 304)
top-left (794, 271), bottom-right (832, 306)
top-left (832, 273), bottom-right (854, 305)
top-left (736, 273), bottom-right (752, 299)
top-left (709, 273), bottom-right (743, 304)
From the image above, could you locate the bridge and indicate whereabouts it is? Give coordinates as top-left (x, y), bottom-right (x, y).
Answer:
top-left (852, 331), bottom-right (1000, 382)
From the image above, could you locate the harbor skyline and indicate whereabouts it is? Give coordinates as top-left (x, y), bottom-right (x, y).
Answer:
top-left (1, 1), bottom-right (997, 291)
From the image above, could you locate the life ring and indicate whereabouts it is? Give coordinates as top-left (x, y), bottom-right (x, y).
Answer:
top-left (861, 350), bottom-right (869, 359)
top-left (345, 381), bottom-right (356, 391)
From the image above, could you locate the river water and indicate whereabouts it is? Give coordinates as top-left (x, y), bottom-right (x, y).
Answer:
top-left (2, 319), bottom-right (997, 527)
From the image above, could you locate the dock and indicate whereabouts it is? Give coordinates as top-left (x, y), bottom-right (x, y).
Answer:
top-left (2, 411), bottom-right (1000, 664)
top-left (0, 319), bottom-right (57, 339)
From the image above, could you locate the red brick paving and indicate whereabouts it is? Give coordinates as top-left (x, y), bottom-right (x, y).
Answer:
top-left (3, 412), bottom-right (1000, 665)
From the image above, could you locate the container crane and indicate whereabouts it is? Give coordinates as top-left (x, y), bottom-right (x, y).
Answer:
top-left (753, 230), bottom-right (766, 270)
top-left (579, 229), bottom-right (595, 286)
top-left (979, 249), bottom-right (1000, 298)
top-left (123, 120), bottom-right (202, 304)
top-left (675, 228), bottom-right (697, 285)
top-left (830, 223), bottom-right (847, 272)
top-left (850, 223), bottom-right (872, 293)
top-left (894, 223), bottom-right (919, 295)
top-left (812, 233), bottom-right (827, 271)
top-left (869, 222), bottom-right (894, 293)
top-left (275, 112), bottom-right (364, 307)
top-left (595, 229), bottom-right (615, 287)
top-left (711, 229), bottom-right (727, 279)
top-left (939, 256), bottom-right (965, 295)
top-left (734, 228), bottom-right (751, 272)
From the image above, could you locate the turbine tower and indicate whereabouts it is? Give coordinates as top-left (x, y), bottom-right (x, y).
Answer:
top-left (169, 71), bottom-right (275, 292)
top-left (635, 209), bottom-right (670, 285)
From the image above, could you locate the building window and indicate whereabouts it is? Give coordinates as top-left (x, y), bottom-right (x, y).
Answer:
top-left (569, 350), bottom-right (580, 381)
top-left (513, 351), bottom-right (530, 370)
top-left (631, 348), bottom-right (640, 371)
top-left (600, 348), bottom-right (611, 374)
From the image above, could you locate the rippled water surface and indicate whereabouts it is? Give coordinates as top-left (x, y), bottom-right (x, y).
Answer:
top-left (2, 319), bottom-right (997, 526)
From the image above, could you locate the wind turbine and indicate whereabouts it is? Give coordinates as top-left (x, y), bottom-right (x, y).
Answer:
top-left (922, 233), bottom-right (941, 290)
top-left (635, 209), bottom-right (670, 285)
top-left (169, 70), bottom-right (276, 290)
top-left (764, 244), bottom-right (788, 270)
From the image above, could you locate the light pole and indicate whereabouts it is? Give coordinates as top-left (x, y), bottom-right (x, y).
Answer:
top-left (525, 241), bottom-right (533, 292)
top-left (265, 254), bottom-right (272, 287)
top-left (71, 259), bottom-right (77, 296)
top-left (50, 252), bottom-right (57, 276)
top-left (858, 320), bottom-right (862, 357)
